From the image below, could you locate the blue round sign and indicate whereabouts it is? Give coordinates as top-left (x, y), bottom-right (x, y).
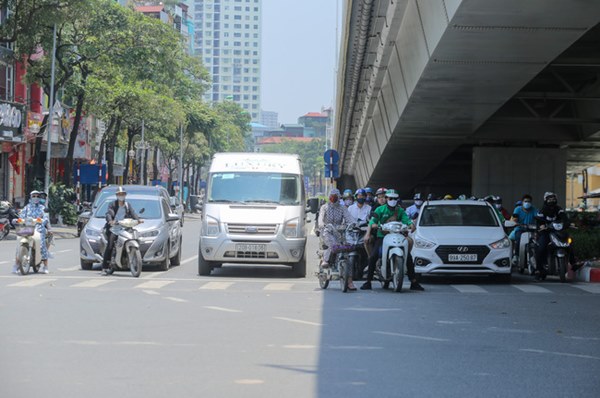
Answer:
top-left (323, 149), bottom-right (339, 164)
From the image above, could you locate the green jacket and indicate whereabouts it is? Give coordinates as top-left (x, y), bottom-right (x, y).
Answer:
top-left (369, 205), bottom-right (412, 238)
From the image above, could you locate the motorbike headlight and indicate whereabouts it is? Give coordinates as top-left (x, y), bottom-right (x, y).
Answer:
top-left (490, 237), bottom-right (511, 249)
top-left (205, 215), bottom-right (220, 236)
top-left (414, 236), bottom-right (436, 249)
top-left (552, 222), bottom-right (564, 231)
top-left (283, 218), bottom-right (299, 238)
top-left (85, 228), bottom-right (101, 238)
top-left (140, 230), bottom-right (159, 238)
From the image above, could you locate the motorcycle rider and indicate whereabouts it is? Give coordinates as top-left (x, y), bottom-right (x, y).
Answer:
top-left (370, 187), bottom-right (387, 217)
top-left (509, 194), bottom-right (537, 264)
top-left (406, 193), bottom-right (424, 220)
top-left (12, 191), bottom-right (50, 274)
top-left (494, 196), bottom-right (511, 221)
top-left (534, 192), bottom-right (573, 280)
top-left (360, 189), bottom-right (424, 291)
top-left (342, 189), bottom-right (354, 207)
top-left (318, 188), bottom-right (357, 289)
top-left (484, 195), bottom-right (505, 223)
top-left (101, 187), bottom-right (142, 275)
top-left (348, 188), bottom-right (371, 222)
top-left (364, 187), bottom-right (374, 206)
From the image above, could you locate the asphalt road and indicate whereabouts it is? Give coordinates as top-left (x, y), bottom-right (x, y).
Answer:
top-left (1, 217), bottom-right (599, 398)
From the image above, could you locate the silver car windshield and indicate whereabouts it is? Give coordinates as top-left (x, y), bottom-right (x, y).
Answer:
top-left (419, 205), bottom-right (499, 227)
top-left (94, 198), bottom-right (162, 219)
top-left (208, 172), bottom-right (301, 205)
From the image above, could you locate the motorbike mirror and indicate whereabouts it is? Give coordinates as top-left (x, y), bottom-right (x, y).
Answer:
top-left (504, 220), bottom-right (517, 228)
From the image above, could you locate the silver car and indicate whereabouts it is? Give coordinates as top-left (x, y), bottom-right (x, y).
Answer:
top-left (80, 194), bottom-right (183, 272)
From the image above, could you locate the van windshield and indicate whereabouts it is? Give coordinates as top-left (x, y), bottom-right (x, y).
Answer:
top-left (208, 172), bottom-right (302, 205)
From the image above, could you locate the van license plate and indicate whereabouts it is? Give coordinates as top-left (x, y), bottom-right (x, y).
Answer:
top-left (448, 254), bottom-right (477, 262)
top-left (236, 244), bottom-right (266, 252)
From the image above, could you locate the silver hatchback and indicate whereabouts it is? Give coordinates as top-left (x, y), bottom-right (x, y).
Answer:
top-left (80, 194), bottom-right (182, 272)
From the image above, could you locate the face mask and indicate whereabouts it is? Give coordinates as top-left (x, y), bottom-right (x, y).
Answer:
top-left (117, 195), bottom-right (126, 202)
top-left (344, 199), bottom-right (353, 206)
top-left (40, 199), bottom-right (46, 205)
top-left (30, 197), bottom-right (40, 205)
top-left (494, 204), bottom-right (502, 209)
top-left (546, 199), bottom-right (557, 206)
top-left (415, 200), bottom-right (423, 207)
top-left (329, 195), bottom-right (338, 204)
top-left (387, 199), bottom-right (398, 208)
top-left (523, 202), bottom-right (532, 210)
top-left (365, 197), bottom-right (373, 204)
top-left (356, 198), bottom-right (366, 205)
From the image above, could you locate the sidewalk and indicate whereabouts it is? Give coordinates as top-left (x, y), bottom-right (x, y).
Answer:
top-left (575, 261), bottom-right (600, 283)
top-left (50, 225), bottom-right (78, 240)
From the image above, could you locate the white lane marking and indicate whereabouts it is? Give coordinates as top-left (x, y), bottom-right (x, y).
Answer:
top-left (204, 306), bottom-right (242, 313)
top-left (373, 331), bottom-right (450, 342)
top-left (451, 285), bottom-right (488, 293)
top-left (263, 283), bottom-right (293, 291)
top-left (234, 379), bottom-right (264, 385)
top-left (134, 280), bottom-right (174, 289)
top-left (564, 336), bottom-right (600, 341)
top-left (8, 279), bottom-right (57, 287)
top-left (57, 266), bottom-right (80, 272)
top-left (142, 272), bottom-right (164, 280)
top-left (512, 285), bottom-right (552, 293)
top-left (0, 261), bottom-right (10, 264)
top-left (437, 320), bottom-right (472, 325)
top-left (181, 255), bottom-right (198, 265)
top-left (56, 249), bottom-right (72, 253)
top-left (487, 327), bottom-right (535, 334)
top-left (520, 348), bottom-right (600, 361)
top-left (142, 290), bottom-right (160, 296)
top-left (345, 307), bottom-right (403, 312)
top-left (200, 281), bottom-right (234, 290)
top-left (282, 345), bottom-right (317, 349)
top-left (572, 284), bottom-right (600, 294)
top-left (165, 297), bottom-right (188, 303)
top-left (273, 317), bottom-right (322, 327)
top-left (329, 346), bottom-right (383, 350)
top-left (71, 279), bottom-right (115, 288)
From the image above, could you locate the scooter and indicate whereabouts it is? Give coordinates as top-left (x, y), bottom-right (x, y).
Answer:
top-left (375, 221), bottom-right (410, 292)
top-left (0, 200), bottom-right (19, 240)
top-left (95, 218), bottom-right (143, 277)
top-left (346, 221), bottom-right (368, 280)
top-left (514, 224), bottom-right (538, 275)
top-left (543, 221), bottom-right (573, 283)
top-left (14, 217), bottom-right (45, 274)
top-left (316, 223), bottom-right (354, 292)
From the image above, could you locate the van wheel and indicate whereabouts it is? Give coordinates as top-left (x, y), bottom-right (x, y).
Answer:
top-left (198, 253), bottom-right (213, 276)
top-left (293, 254), bottom-right (306, 278)
top-left (80, 260), bottom-right (93, 270)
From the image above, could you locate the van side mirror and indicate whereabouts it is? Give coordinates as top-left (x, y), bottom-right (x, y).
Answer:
top-left (307, 197), bottom-right (319, 214)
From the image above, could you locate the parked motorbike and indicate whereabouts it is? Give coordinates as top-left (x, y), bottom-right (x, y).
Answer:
top-left (514, 224), bottom-right (538, 275)
top-left (316, 224), bottom-right (353, 292)
top-left (14, 217), bottom-right (45, 274)
top-left (374, 221), bottom-right (410, 292)
top-left (541, 221), bottom-right (573, 282)
top-left (94, 218), bottom-right (143, 277)
top-left (0, 200), bottom-right (19, 240)
top-left (346, 221), bottom-right (368, 280)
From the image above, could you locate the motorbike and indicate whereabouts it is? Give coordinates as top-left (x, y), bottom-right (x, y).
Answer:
top-left (94, 218), bottom-right (143, 277)
top-left (346, 221), bottom-right (368, 280)
top-left (0, 200), bottom-right (19, 240)
top-left (541, 220), bottom-right (573, 283)
top-left (514, 224), bottom-right (538, 275)
top-left (316, 223), bottom-right (354, 292)
top-left (76, 202), bottom-right (92, 237)
top-left (14, 217), bottom-right (45, 274)
top-left (374, 221), bottom-right (410, 292)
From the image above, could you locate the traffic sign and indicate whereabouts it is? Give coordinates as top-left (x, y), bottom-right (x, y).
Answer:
top-left (323, 149), bottom-right (339, 164)
top-left (324, 163), bottom-right (339, 178)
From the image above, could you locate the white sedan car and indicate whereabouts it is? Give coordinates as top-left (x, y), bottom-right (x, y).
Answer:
top-left (411, 200), bottom-right (512, 282)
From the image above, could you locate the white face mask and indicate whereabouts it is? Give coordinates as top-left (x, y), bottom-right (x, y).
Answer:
top-left (387, 199), bottom-right (398, 207)
top-left (344, 199), bottom-right (353, 206)
top-left (117, 195), bottom-right (126, 202)
top-left (415, 200), bottom-right (423, 207)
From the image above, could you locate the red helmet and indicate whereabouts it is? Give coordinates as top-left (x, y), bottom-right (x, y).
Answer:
top-left (376, 187), bottom-right (387, 196)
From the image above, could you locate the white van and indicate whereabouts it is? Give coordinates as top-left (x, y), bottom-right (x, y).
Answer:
top-left (198, 153), bottom-right (307, 276)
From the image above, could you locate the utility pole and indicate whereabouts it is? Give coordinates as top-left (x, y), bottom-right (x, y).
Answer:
top-left (179, 123), bottom-right (184, 204)
top-left (44, 24), bottom-right (58, 194)
top-left (140, 119), bottom-right (145, 185)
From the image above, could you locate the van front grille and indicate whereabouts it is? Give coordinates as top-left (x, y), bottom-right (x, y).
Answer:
top-left (226, 224), bottom-right (277, 235)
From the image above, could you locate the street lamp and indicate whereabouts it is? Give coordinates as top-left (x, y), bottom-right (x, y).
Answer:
top-left (128, 149), bottom-right (135, 184)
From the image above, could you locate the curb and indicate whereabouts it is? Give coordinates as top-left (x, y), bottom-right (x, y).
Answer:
top-left (575, 264), bottom-right (600, 283)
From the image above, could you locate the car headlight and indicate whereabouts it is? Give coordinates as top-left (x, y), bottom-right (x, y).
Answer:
top-left (140, 230), bottom-right (159, 238)
top-left (205, 215), bottom-right (220, 236)
top-left (414, 236), bottom-right (436, 249)
top-left (490, 237), bottom-right (511, 249)
top-left (283, 218), bottom-right (299, 238)
top-left (85, 228), bottom-right (101, 238)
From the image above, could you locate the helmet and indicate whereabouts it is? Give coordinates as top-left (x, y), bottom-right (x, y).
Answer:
top-left (354, 188), bottom-right (366, 197)
top-left (515, 200), bottom-right (523, 207)
top-left (30, 190), bottom-right (41, 197)
top-left (116, 186), bottom-right (127, 195)
top-left (544, 192), bottom-right (556, 201)
top-left (483, 195), bottom-right (495, 204)
top-left (364, 187), bottom-right (373, 195)
top-left (494, 196), bottom-right (502, 204)
top-left (385, 189), bottom-right (399, 199)
top-left (342, 189), bottom-right (353, 198)
top-left (443, 194), bottom-right (454, 200)
top-left (413, 193), bottom-right (422, 200)
top-left (376, 187), bottom-right (387, 196)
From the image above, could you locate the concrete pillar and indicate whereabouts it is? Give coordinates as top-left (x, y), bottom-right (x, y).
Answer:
top-left (472, 147), bottom-right (567, 208)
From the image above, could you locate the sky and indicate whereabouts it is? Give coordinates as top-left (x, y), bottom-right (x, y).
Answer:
top-left (261, 0), bottom-right (341, 124)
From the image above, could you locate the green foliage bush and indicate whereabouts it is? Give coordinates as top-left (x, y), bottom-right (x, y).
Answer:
top-left (48, 183), bottom-right (78, 225)
top-left (571, 228), bottom-right (600, 262)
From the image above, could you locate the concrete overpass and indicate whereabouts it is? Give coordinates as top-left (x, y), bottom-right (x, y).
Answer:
top-left (334, 0), bottom-right (600, 204)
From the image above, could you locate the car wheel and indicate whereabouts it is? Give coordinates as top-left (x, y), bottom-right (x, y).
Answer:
top-left (159, 241), bottom-right (170, 271)
top-left (170, 238), bottom-right (182, 266)
top-left (80, 259), bottom-right (93, 270)
top-left (198, 253), bottom-right (213, 276)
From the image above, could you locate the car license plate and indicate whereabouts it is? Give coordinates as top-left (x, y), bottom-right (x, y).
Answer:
top-left (236, 244), bottom-right (266, 252)
top-left (448, 254), bottom-right (477, 262)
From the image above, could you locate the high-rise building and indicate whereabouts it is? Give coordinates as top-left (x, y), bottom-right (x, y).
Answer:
top-left (193, 0), bottom-right (262, 121)
top-left (259, 110), bottom-right (278, 129)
